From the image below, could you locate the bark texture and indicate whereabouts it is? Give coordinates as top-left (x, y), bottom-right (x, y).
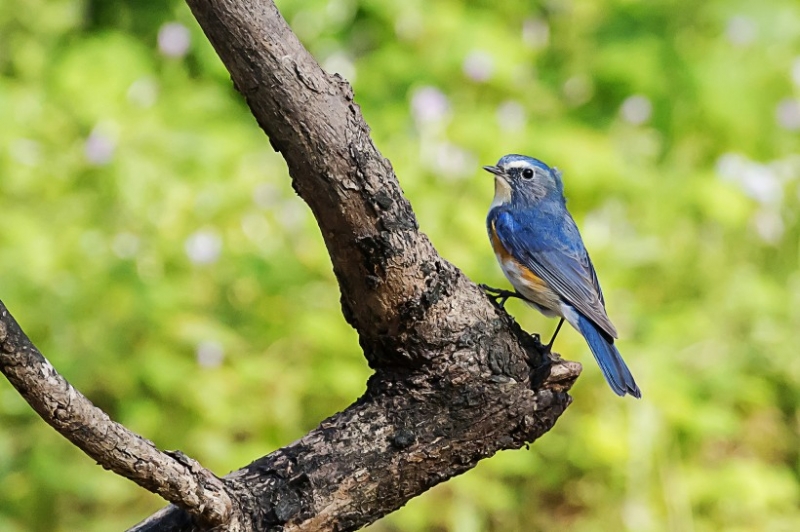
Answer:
top-left (134, 0), bottom-right (581, 528)
top-left (0, 0), bottom-right (583, 531)
top-left (0, 303), bottom-right (233, 528)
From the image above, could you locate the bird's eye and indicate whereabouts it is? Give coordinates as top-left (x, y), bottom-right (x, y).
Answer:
top-left (521, 168), bottom-right (534, 179)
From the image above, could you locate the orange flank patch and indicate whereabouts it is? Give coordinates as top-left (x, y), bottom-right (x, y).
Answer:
top-left (490, 220), bottom-right (548, 289)
top-left (490, 220), bottom-right (512, 260)
top-left (518, 265), bottom-right (547, 289)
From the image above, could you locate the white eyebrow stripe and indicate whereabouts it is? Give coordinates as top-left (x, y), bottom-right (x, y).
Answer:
top-left (504, 160), bottom-right (537, 170)
top-left (503, 161), bottom-right (545, 172)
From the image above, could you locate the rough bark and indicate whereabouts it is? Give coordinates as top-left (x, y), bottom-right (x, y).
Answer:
top-left (0, 303), bottom-right (233, 528)
top-left (0, 0), bottom-right (583, 531)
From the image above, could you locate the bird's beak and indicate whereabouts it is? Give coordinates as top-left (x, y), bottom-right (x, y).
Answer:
top-left (483, 165), bottom-right (505, 177)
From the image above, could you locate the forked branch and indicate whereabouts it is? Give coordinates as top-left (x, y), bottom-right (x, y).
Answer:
top-left (0, 0), bottom-right (582, 530)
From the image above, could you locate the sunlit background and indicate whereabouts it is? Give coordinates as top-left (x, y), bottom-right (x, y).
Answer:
top-left (1, 0), bottom-right (799, 530)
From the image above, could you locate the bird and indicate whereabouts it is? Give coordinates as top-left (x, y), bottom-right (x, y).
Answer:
top-left (481, 154), bottom-right (641, 398)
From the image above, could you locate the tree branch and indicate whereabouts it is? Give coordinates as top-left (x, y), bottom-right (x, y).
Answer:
top-left (0, 0), bottom-right (583, 530)
top-left (0, 302), bottom-right (234, 528)
top-left (130, 345), bottom-right (580, 531)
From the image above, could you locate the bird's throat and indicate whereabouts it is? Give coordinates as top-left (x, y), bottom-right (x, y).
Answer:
top-left (490, 176), bottom-right (512, 209)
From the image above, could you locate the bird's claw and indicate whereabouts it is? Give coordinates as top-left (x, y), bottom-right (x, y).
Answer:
top-left (479, 284), bottom-right (521, 309)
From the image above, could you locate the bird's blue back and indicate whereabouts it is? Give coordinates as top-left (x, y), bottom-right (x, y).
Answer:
top-left (489, 198), bottom-right (615, 340)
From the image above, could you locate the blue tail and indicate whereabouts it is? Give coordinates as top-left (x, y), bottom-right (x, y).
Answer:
top-left (574, 313), bottom-right (641, 398)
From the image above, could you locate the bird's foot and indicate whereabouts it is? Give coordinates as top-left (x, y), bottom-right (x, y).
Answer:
top-left (479, 284), bottom-right (522, 309)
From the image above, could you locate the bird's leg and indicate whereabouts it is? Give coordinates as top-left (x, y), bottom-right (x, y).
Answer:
top-left (479, 284), bottom-right (524, 309)
top-left (544, 318), bottom-right (565, 353)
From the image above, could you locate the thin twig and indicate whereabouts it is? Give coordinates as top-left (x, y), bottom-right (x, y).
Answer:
top-left (0, 300), bottom-right (235, 528)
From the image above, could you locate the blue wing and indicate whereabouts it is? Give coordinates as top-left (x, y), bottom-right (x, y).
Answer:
top-left (493, 206), bottom-right (618, 340)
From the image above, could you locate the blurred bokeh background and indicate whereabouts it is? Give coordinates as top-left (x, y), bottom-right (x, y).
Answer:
top-left (1, 0), bottom-right (799, 530)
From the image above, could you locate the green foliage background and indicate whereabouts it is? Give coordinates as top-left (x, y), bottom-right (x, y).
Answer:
top-left (2, 0), bottom-right (800, 530)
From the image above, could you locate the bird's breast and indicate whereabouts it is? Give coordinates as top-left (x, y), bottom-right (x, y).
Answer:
top-left (489, 219), bottom-right (562, 313)
top-left (489, 219), bottom-right (513, 262)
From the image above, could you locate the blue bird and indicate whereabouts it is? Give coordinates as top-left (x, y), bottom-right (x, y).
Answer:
top-left (482, 154), bottom-right (640, 398)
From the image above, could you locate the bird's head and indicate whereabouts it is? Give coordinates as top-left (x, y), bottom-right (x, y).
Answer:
top-left (483, 154), bottom-right (564, 207)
